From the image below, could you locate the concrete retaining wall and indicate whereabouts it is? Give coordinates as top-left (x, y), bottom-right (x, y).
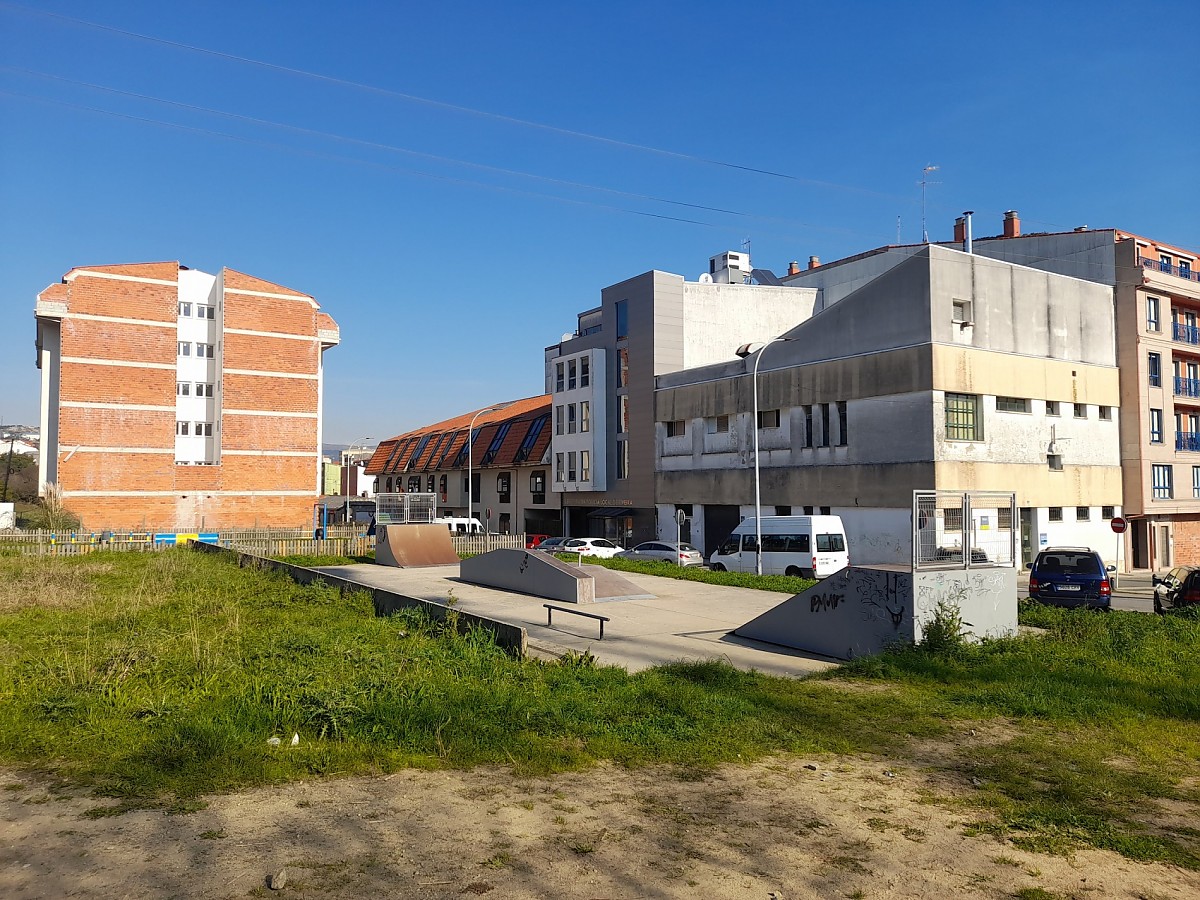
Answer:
top-left (189, 541), bottom-right (528, 656)
top-left (460, 549), bottom-right (594, 604)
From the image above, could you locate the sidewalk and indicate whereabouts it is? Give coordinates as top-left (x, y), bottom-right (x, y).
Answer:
top-left (315, 563), bottom-right (840, 677)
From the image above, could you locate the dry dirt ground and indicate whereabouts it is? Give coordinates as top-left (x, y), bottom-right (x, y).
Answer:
top-left (3, 753), bottom-right (1198, 900)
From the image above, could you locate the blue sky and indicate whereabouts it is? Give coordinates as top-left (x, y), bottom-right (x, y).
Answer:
top-left (2, 0), bottom-right (1197, 444)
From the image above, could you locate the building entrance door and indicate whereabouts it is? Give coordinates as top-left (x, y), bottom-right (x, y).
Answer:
top-left (1132, 522), bottom-right (1148, 569)
top-left (1157, 525), bottom-right (1172, 569)
top-left (1019, 508), bottom-right (1033, 567)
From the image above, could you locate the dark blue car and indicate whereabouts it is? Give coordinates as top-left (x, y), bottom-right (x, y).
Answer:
top-left (1028, 547), bottom-right (1115, 610)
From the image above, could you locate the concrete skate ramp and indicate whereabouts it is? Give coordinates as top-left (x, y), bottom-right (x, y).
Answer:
top-left (375, 524), bottom-right (459, 568)
top-left (460, 549), bottom-right (656, 604)
top-left (735, 565), bottom-right (1017, 660)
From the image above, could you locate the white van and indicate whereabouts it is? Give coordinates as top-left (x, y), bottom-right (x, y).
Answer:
top-left (708, 516), bottom-right (850, 578)
top-left (434, 516), bottom-right (485, 534)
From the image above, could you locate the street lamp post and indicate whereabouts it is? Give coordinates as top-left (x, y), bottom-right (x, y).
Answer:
top-left (341, 436), bottom-right (372, 497)
top-left (467, 404), bottom-right (511, 523)
top-left (735, 337), bottom-right (790, 576)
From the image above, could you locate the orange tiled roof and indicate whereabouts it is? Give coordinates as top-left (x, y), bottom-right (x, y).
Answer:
top-left (364, 395), bottom-right (550, 476)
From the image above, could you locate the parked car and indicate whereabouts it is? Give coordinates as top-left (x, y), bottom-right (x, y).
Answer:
top-left (1027, 547), bottom-right (1115, 610)
top-left (617, 541), bottom-right (705, 566)
top-left (533, 536), bottom-right (568, 552)
top-left (560, 537), bottom-right (624, 559)
top-left (525, 533), bottom-right (551, 550)
top-left (933, 546), bottom-right (990, 564)
top-left (1152, 565), bottom-right (1200, 614)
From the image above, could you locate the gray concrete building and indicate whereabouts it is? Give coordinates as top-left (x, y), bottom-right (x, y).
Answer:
top-left (945, 213), bottom-right (1200, 569)
top-left (545, 252), bottom-right (817, 546)
top-left (656, 243), bottom-right (1123, 566)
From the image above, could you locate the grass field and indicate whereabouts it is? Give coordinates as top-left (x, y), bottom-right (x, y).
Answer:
top-left (1, 549), bottom-right (1197, 868)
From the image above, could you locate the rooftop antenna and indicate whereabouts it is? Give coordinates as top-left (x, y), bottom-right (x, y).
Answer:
top-left (920, 164), bottom-right (940, 243)
top-left (896, 215), bottom-right (901, 245)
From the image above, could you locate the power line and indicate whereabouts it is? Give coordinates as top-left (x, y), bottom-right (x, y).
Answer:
top-left (0, 1), bottom-right (912, 203)
top-left (0, 65), bottom-right (865, 237)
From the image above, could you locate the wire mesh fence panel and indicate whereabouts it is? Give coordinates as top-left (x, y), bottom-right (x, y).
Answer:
top-left (375, 493), bottom-right (438, 524)
top-left (914, 490), bottom-right (1015, 570)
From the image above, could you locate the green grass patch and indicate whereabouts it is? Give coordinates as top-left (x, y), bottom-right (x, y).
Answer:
top-left (827, 600), bottom-right (1200, 868)
top-left (1, 552), bottom-right (1197, 870)
top-left (0, 550), bottom-right (929, 807)
top-left (272, 554), bottom-right (373, 567)
top-left (551, 554), bottom-right (817, 593)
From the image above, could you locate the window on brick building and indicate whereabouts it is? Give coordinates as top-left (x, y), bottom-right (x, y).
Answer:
top-left (178, 342), bottom-right (191, 357)
top-left (197, 304), bottom-right (215, 319)
top-left (196, 343), bottom-right (215, 359)
top-left (176, 421), bottom-right (189, 435)
top-left (196, 383), bottom-right (214, 397)
top-left (176, 382), bottom-right (190, 396)
top-left (195, 423), bottom-right (212, 437)
top-left (178, 302), bottom-right (192, 317)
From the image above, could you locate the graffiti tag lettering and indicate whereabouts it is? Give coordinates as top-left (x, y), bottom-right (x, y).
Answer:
top-left (810, 593), bottom-right (844, 612)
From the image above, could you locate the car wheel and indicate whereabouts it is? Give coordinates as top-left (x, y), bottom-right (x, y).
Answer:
top-left (785, 566), bottom-right (802, 577)
top-left (710, 563), bottom-right (725, 572)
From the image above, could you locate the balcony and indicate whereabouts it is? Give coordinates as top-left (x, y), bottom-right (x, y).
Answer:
top-left (1174, 322), bottom-right (1200, 344)
top-left (1142, 255), bottom-right (1199, 284)
top-left (1175, 377), bottom-right (1200, 398)
top-left (1177, 431), bottom-right (1200, 452)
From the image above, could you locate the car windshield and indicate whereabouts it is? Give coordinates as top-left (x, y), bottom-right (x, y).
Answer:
top-left (1037, 552), bottom-right (1101, 575)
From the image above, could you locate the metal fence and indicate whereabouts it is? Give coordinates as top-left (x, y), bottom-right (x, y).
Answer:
top-left (913, 490), bottom-right (1016, 570)
top-left (374, 493), bottom-right (438, 525)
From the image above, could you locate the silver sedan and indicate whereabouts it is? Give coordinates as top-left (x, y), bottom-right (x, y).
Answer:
top-left (617, 541), bottom-right (705, 566)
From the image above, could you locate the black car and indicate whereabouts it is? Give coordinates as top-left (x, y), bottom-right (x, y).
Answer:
top-left (1152, 566), bottom-right (1200, 614)
top-left (1027, 547), bottom-right (1115, 610)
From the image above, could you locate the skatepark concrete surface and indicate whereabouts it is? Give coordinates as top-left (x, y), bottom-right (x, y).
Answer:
top-left (314, 563), bottom-right (840, 678)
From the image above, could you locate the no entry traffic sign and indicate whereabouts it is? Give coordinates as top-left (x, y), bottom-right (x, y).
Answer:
top-left (1110, 516), bottom-right (1128, 534)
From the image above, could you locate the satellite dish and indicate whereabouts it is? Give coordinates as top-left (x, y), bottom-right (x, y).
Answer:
top-left (698, 273), bottom-right (713, 283)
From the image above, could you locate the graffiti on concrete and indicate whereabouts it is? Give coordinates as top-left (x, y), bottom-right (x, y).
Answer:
top-left (810, 592), bottom-right (845, 612)
top-left (856, 570), bottom-right (908, 631)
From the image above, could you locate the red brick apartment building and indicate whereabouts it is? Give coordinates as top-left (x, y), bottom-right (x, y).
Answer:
top-left (34, 262), bottom-right (339, 529)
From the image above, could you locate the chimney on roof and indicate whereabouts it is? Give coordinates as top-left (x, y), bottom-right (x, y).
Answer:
top-left (954, 216), bottom-right (966, 243)
top-left (808, 255), bottom-right (820, 270)
top-left (1003, 210), bottom-right (1021, 238)
top-left (787, 260), bottom-right (801, 276)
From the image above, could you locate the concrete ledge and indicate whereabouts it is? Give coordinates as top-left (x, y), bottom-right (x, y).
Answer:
top-left (188, 541), bottom-right (528, 657)
top-left (461, 548), bottom-right (595, 604)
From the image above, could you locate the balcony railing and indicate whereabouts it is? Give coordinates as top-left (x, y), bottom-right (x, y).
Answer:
top-left (1142, 255), bottom-right (1200, 284)
top-left (1177, 431), bottom-right (1200, 452)
top-left (1174, 322), bottom-right (1200, 344)
top-left (1177, 377), bottom-right (1200, 398)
